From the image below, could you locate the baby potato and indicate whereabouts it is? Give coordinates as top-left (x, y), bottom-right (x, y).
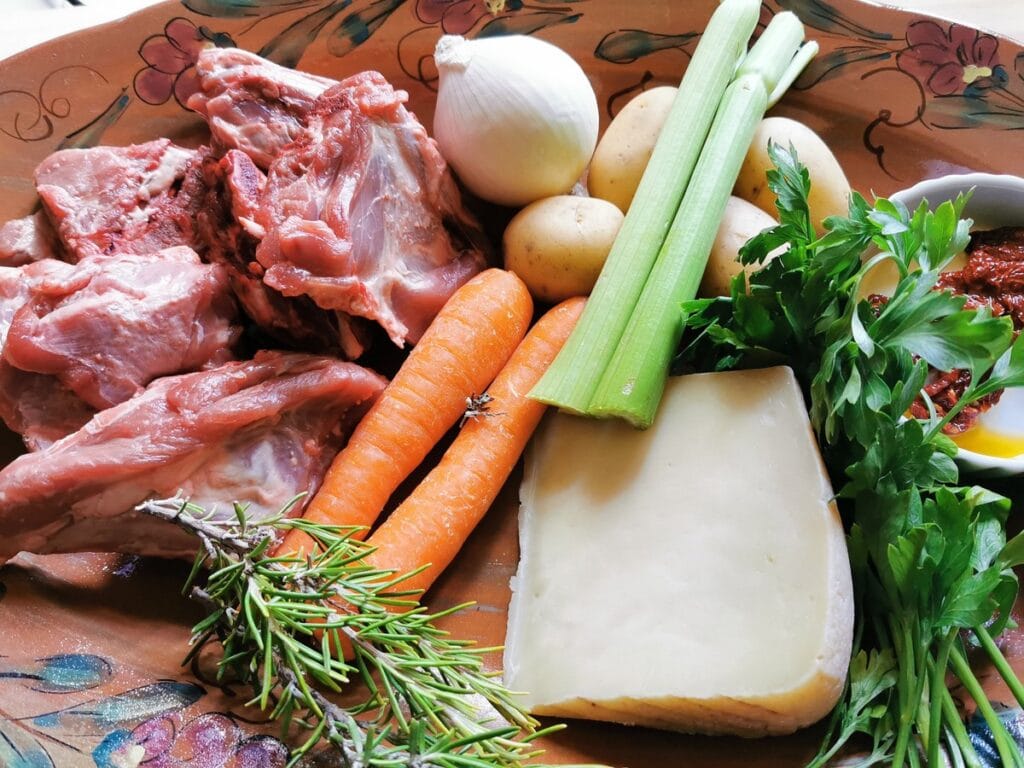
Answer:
top-left (587, 86), bottom-right (678, 213)
top-left (700, 196), bottom-right (779, 298)
top-left (503, 195), bottom-right (623, 303)
top-left (734, 117), bottom-right (850, 234)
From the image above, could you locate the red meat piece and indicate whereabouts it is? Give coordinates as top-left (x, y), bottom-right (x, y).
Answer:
top-left (0, 351), bottom-right (386, 560)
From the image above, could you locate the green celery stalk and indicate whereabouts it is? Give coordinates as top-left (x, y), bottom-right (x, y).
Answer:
top-left (528, 0), bottom-right (761, 414)
top-left (590, 13), bottom-right (814, 427)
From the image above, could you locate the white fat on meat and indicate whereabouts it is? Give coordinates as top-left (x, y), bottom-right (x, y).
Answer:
top-left (0, 212), bottom-right (65, 267)
top-left (34, 139), bottom-right (198, 261)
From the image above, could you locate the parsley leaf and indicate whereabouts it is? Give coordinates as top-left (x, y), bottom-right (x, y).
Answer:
top-left (679, 142), bottom-right (1024, 767)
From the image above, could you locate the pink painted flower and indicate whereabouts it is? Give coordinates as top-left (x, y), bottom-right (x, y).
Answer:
top-left (897, 20), bottom-right (1001, 96)
top-left (94, 712), bottom-right (288, 768)
top-left (134, 18), bottom-right (233, 108)
top-left (416, 0), bottom-right (513, 35)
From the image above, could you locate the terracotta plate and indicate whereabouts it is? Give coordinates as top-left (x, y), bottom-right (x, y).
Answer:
top-left (2, 1), bottom-right (1024, 766)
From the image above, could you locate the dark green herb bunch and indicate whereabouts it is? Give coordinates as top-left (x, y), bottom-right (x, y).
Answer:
top-left (679, 143), bottom-right (1024, 767)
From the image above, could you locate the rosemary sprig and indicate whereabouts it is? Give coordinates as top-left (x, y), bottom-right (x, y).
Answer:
top-left (138, 496), bottom-right (566, 768)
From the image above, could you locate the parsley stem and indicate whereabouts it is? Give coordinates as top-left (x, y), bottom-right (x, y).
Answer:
top-left (890, 619), bottom-right (916, 768)
top-left (932, 658), bottom-right (983, 768)
top-left (974, 623), bottom-right (1024, 710)
top-left (949, 644), bottom-right (1024, 768)
top-left (927, 629), bottom-right (958, 768)
top-left (925, 382), bottom-right (977, 441)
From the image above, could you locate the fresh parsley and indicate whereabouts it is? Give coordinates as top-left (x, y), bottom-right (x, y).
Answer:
top-left (679, 143), bottom-right (1024, 767)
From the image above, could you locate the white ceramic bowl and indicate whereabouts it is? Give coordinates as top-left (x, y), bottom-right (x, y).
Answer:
top-left (890, 173), bottom-right (1024, 477)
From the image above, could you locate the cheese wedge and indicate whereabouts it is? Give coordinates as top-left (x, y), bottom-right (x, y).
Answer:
top-left (503, 366), bottom-right (853, 736)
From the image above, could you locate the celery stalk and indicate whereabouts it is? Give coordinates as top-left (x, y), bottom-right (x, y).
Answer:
top-left (590, 13), bottom-right (813, 427)
top-left (528, 0), bottom-right (761, 414)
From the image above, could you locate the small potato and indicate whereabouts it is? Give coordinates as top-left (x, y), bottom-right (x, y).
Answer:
top-left (587, 86), bottom-right (677, 213)
top-left (734, 117), bottom-right (850, 234)
top-left (700, 196), bottom-right (779, 298)
top-left (503, 195), bottom-right (623, 303)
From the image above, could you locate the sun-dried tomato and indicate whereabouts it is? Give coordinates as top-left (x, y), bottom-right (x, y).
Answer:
top-left (937, 226), bottom-right (1024, 328)
top-left (874, 226), bottom-right (1023, 434)
top-left (907, 368), bottom-right (1003, 433)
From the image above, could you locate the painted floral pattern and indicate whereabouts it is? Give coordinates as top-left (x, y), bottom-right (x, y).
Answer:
top-left (0, 654), bottom-right (288, 768)
top-left (133, 18), bottom-right (234, 107)
top-left (4, 2), bottom-right (1024, 764)
top-left (897, 20), bottom-right (1005, 96)
top-left (415, 0), bottom-right (517, 35)
top-left (593, 1), bottom-right (1024, 175)
top-left (93, 712), bottom-right (288, 768)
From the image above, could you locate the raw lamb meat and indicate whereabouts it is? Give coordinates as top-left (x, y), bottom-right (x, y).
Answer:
top-left (35, 139), bottom-right (199, 261)
top-left (4, 247), bottom-right (240, 410)
top-left (31, 138), bottom-right (359, 356)
top-left (253, 71), bottom-right (489, 347)
top-left (0, 266), bottom-right (94, 450)
top-left (0, 211), bottom-right (64, 266)
top-left (188, 47), bottom-right (334, 169)
top-left (192, 149), bottom-right (358, 355)
top-left (0, 364), bottom-right (94, 451)
top-left (0, 351), bottom-right (387, 560)
top-left (0, 266), bottom-right (30, 333)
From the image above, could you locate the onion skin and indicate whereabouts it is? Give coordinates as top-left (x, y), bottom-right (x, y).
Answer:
top-left (433, 34), bottom-right (599, 208)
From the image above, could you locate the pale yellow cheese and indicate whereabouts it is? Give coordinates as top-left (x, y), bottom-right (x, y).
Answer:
top-left (503, 367), bottom-right (853, 736)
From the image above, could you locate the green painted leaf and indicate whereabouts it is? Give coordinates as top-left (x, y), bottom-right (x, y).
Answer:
top-left (58, 91), bottom-right (130, 151)
top-left (776, 0), bottom-right (893, 42)
top-left (259, 0), bottom-right (351, 67)
top-left (0, 654), bottom-right (112, 694)
top-left (794, 45), bottom-right (891, 89)
top-left (327, 0), bottom-right (405, 57)
top-left (594, 28), bottom-right (697, 64)
top-left (927, 95), bottom-right (1024, 131)
top-left (184, 0), bottom-right (319, 19)
top-left (0, 721), bottom-right (54, 768)
top-left (477, 10), bottom-right (581, 38)
top-left (32, 682), bottom-right (203, 733)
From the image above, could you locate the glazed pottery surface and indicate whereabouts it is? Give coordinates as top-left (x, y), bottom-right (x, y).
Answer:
top-left (2, 1), bottom-right (1024, 765)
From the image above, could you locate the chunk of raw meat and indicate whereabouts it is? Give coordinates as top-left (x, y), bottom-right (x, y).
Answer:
top-left (0, 265), bottom-right (94, 450)
top-left (188, 48), bottom-right (335, 169)
top-left (0, 351), bottom-right (387, 560)
top-left (0, 211), bottom-right (64, 266)
top-left (35, 139), bottom-right (198, 261)
top-left (0, 266), bottom-right (29, 335)
top-left (4, 247), bottom-right (240, 410)
top-left (0, 364), bottom-right (94, 451)
top-left (31, 137), bottom-right (364, 357)
top-left (191, 149), bottom-right (362, 355)
top-left (254, 71), bottom-right (489, 347)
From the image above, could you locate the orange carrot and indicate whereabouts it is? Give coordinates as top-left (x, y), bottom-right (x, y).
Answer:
top-left (279, 269), bottom-right (533, 557)
top-left (364, 296), bottom-right (585, 596)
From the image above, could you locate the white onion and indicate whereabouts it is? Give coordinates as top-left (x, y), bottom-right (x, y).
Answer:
top-left (432, 34), bottom-right (599, 208)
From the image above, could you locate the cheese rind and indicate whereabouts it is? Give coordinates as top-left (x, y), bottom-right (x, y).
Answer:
top-left (503, 366), bottom-right (853, 736)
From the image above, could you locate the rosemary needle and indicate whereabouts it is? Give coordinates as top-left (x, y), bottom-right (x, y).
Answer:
top-left (138, 496), bottom-right (580, 768)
